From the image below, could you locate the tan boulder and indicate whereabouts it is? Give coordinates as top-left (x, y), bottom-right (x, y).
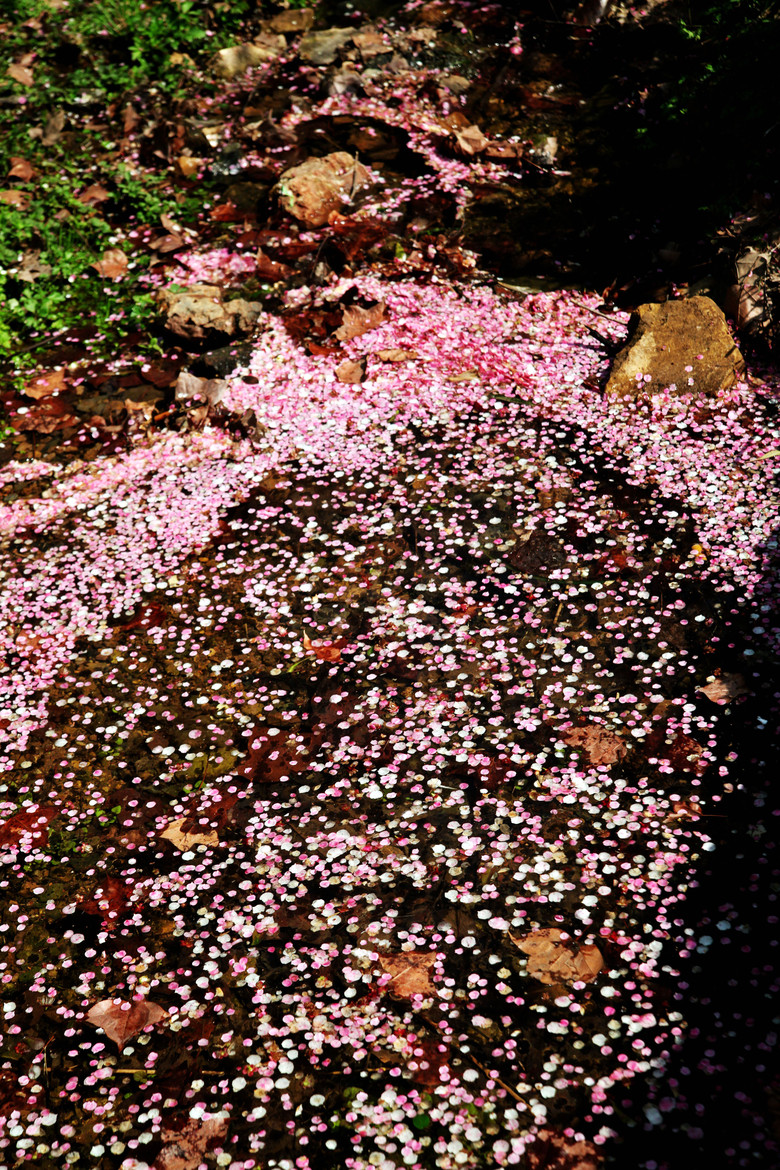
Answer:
top-left (275, 152), bottom-right (369, 227)
top-left (606, 296), bottom-right (745, 398)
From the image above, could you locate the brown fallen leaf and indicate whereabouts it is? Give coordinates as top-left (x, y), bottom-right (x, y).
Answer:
top-left (7, 157), bottom-right (35, 181)
top-left (7, 63), bottom-right (34, 86)
top-left (86, 998), bottom-right (167, 1051)
top-left (454, 124), bottom-right (488, 156)
top-left (334, 301), bottom-right (387, 341)
top-left (561, 724), bottom-right (627, 766)
top-left (157, 1113), bottom-right (230, 1170)
top-left (526, 1128), bottom-right (601, 1170)
top-left (378, 952), bottom-right (438, 999)
top-left (16, 249), bottom-right (52, 283)
top-left (335, 358), bottom-right (366, 383)
top-left (176, 155), bottom-right (207, 179)
top-left (160, 817), bottom-right (220, 851)
top-left (149, 231), bottom-right (186, 253)
top-left (447, 369), bottom-right (480, 383)
top-left (256, 247), bottom-right (293, 281)
top-left (40, 109), bottom-right (65, 146)
top-left (512, 928), bottom-right (603, 986)
top-left (276, 152), bottom-right (369, 227)
top-left (92, 247), bottom-right (128, 279)
top-left (0, 190), bottom-right (30, 209)
top-left (24, 368), bottom-right (66, 399)
top-left (376, 347), bottom-right (417, 362)
top-left (77, 182), bottom-right (111, 205)
top-left (698, 672), bottom-right (749, 705)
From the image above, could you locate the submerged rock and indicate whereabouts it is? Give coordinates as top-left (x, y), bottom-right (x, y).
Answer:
top-left (606, 296), bottom-right (745, 397)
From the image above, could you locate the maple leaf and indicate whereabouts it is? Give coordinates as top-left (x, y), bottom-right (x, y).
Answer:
top-left (512, 929), bottom-right (603, 986)
top-left (378, 952), bottom-right (438, 999)
top-left (86, 998), bottom-right (167, 1050)
top-left (160, 817), bottom-right (220, 851)
top-left (334, 301), bottom-right (387, 341)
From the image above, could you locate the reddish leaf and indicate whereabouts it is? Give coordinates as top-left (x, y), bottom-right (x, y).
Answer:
top-left (86, 998), bottom-right (167, 1050)
top-left (24, 368), bottom-right (66, 399)
top-left (303, 631), bottom-right (345, 662)
top-left (334, 301), bottom-right (387, 341)
top-left (80, 876), bottom-right (133, 922)
top-left (378, 952), bottom-right (438, 999)
top-left (236, 726), bottom-right (307, 784)
top-left (0, 805), bottom-right (58, 850)
top-left (256, 247), bottom-right (292, 281)
top-left (527, 1128), bottom-right (600, 1170)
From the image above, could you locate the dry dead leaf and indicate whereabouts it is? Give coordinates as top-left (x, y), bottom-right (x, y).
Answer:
top-left (303, 632), bottom-right (345, 663)
top-left (16, 249), bottom-right (52, 283)
top-left (256, 247), bottom-right (293, 281)
top-left (378, 952), bottom-right (438, 999)
top-left (157, 1113), bottom-right (229, 1170)
top-left (561, 725), bottom-right (627, 765)
top-left (24, 368), bottom-right (66, 399)
top-left (376, 347), bottom-right (417, 362)
top-left (176, 155), bottom-right (206, 179)
top-left (276, 152), bottom-right (369, 227)
top-left (526, 1128), bottom-right (601, 1170)
top-left (0, 189), bottom-right (30, 209)
top-left (336, 358), bottom-right (366, 383)
top-left (454, 124), bottom-right (488, 156)
top-left (86, 998), bottom-right (167, 1050)
top-left (334, 301), bottom-right (387, 341)
top-left (7, 157), bottom-right (35, 181)
top-left (512, 929), bottom-right (603, 986)
top-left (698, 673), bottom-right (749, 705)
top-left (92, 248), bottom-right (128, 279)
top-left (41, 109), bottom-right (65, 145)
top-left (447, 369), bottom-right (480, 383)
top-left (160, 817), bottom-right (220, 851)
top-left (7, 63), bottom-right (34, 86)
top-left (77, 182), bottom-right (111, 205)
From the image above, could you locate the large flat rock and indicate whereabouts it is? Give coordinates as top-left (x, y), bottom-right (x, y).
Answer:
top-left (606, 296), bottom-right (745, 398)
